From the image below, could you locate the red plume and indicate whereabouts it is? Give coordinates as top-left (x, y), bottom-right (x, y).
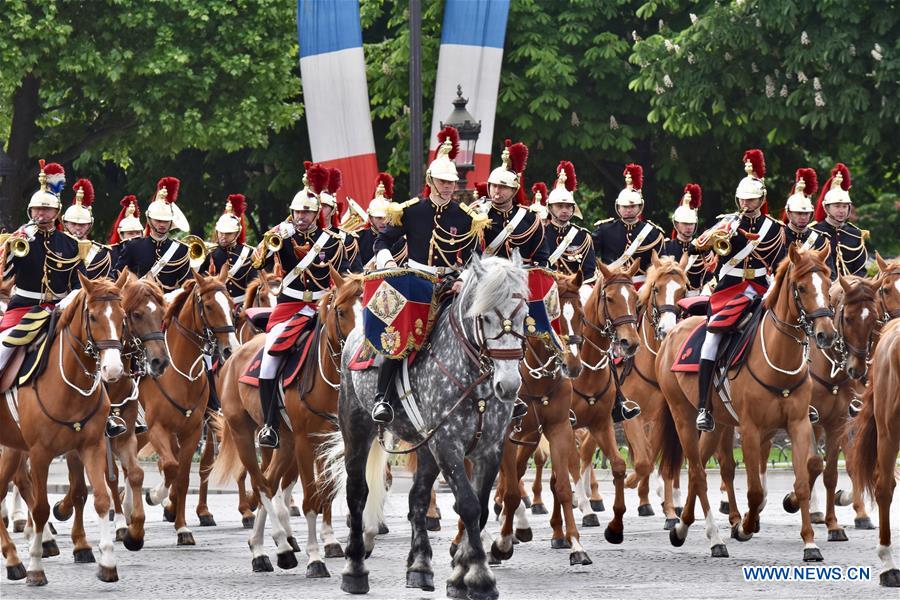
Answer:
top-left (795, 168), bottom-right (818, 197)
top-left (42, 162), bottom-right (65, 177)
top-left (683, 183), bottom-right (701, 210)
top-left (475, 182), bottom-right (488, 199)
top-left (327, 167), bottom-right (342, 196)
top-left (531, 182), bottom-right (549, 204)
top-left (760, 200), bottom-right (769, 216)
top-left (623, 163), bottom-right (643, 191)
top-left (72, 178), bottom-right (95, 208)
top-left (742, 149), bottom-right (766, 178)
top-left (156, 176), bottom-right (180, 203)
top-left (108, 195), bottom-right (139, 244)
top-left (780, 208), bottom-right (788, 223)
top-left (307, 163), bottom-right (329, 195)
top-left (375, 172), bottom-right (394, 200)
top-left (436, 126), bottom-right (460, 160)
top-left (421, 184), bottom-right (431, 198)
top-left (508, 141), bottom-right (528, 175)
top-left (814, 163), bottom-right (851, 222)
top-left (557, 161), bottom-right (577, 193)
top-left (831, 163), bottom-right (851, 190)
top-left (333, 197), bottom-right (344, 229)
top-left (227, 193), bottom-right (247, 244)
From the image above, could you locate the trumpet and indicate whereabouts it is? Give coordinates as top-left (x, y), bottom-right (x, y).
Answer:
top-left (251, 231), bottom-right (283, 269)
top-left (694, 214), bottom-right (740, 257)
top-left (181, 235), bottom-right (217, 269)
top-left (0, 233), bottom-right (30, 258)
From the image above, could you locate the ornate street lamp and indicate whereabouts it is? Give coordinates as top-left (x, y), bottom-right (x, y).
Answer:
top-left (440, 85), bottom-right (481, 198)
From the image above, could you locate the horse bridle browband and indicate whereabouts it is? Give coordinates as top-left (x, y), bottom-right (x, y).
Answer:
top-left (581, 275), bottom-right (637, 354)
top-left (80, 294), bottom-right (125, 357)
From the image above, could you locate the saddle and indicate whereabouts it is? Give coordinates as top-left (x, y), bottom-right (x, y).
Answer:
top-left (244, 307), bottom-right (272, 332)
top-left (671, 300), bottom-right (764, 374)
top-left (239, 316), bottom-right (320, 393)
top-left (677, 295), bottom-right (709, 317)
top-left (0, 308), bottom-right (58, 393)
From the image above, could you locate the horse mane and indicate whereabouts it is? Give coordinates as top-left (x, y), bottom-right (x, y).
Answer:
top-left (318, 274), bottom-right (363, 320)
top-left (57, 278), bottom-right (122, 331)
top-left (637, 256), bottom-right (687, 309)
top-left (584, 263), bottom-right (631, 322)
top-left (465, 256), bottom-right (529, 318)
top-left (164, 281), bottom-right (197, 323)
top-left (764, 248), bottom-right (830, 310)
top-left (123, 277), bottom-right (165, 313)
top-left (836, 276), bottom-right (877, 307)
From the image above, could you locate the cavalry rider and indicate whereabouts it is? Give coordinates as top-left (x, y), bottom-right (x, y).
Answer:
top-left (0, 162), bottom-right (121, 437)
top-left (252, 162), bottom-right (348, 448)
top-left (662, 184), bottom-right (714, 295)
top-left (782, 168), bottom-right (834, 269)
top-left (320, 167), bottom-right (363, 274)
top-left (115, 177), bottom-right (192, 300)
top-left (544, 161), bottom-right (595, 283)
top-left (810, 163), bottom-right (871, 279)
top-left (62, 178), bottom-right (115, 280)
top-left (592, 164), bottom-right (665, 290)
top-left (370, 126), bottom-right (482, 424)
top-left (107, 195), bottom-right (144, 268)
top-left (529, 182), bottom-right (549, 223)
top-left (201, 194), bottom-right (257, 310)
top-left (694, 149), bottom-right (795, 432)
top-left (355, 172), bottom-right (407, 269)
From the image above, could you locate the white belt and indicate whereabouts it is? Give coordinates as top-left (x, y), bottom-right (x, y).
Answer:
top-left (231, 294), bottom-right (246, 304)
top-left (632, 274), bottom-right (647, 283)
top-left (12, 287), bottom-right (62, 301)
top-left (280, 287), bottom-right (328, 302)
top-left (408, 259), bottom-right (459, 276)
top-left (685, 290), bottom-right (701, 298)
top-left (719, 265), bottom-right (767, 280)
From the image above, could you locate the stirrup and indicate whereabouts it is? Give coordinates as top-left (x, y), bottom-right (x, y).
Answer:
top-left (568, 409), bottom-right (577, 427)
top-left (371, 401), bottom-right (394, 425)
top-left (695, 408), bottom-right (715, 432)
top-left (106, 415), bottom-right (127, 439)
top-left (257, 425), bottom-right (279, 449)
top-left (612, 399), bottom-right (641, 423)
top-left (511, 400), bottom-right (528, 421)
top-left (848, 397), bottom-right (863, 418)
top-left (808, 405), bottom-right (820, 424)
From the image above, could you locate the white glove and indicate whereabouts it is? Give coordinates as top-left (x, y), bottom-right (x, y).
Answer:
top-left (164, 288), bottom-right (184, 304)
top-left (579, 283), bottom-right (594, 306)
top-left (277, 221), bottom-right (296, 239)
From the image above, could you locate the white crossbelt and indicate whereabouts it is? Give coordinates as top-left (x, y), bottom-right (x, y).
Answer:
top-left (228, 246), bottom-right (252, 277)
top-left (548, 227), bottom-right (580, 265)
top-left (279, 288), bottom-right (328, 302)
top-left (85, 244), bottom-right (101, 267)
top-left (717, 218), bottom-right (774, 280)
top-left (149, 240), bottom-right (180, 278)
top-left (280, 230), bottom-right (333, 290)
top-left (484, 207), bottom-right (528, 255)
top-left (408, 259), bottom-right (459, 276)
top-left (799, 230), bottom-right (820, 251)
top-left (609, 222), bottom-right (654, 270)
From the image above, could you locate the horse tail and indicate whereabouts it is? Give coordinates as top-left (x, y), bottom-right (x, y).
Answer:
top-left (654, 399), bottom-right (683, 481)
top-left (210, 418), bottom-right (242, 486)
top-left (845, 385), bottom-right (878, 500)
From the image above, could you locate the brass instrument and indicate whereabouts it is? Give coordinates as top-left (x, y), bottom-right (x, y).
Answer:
top-left (0, 233), bottom-right (30, 258)
top-left (181, 235), bottom-right (217, 270)
top-left (694, 214), bottom-right (740, 257)
top-left (251, 231), bottom-right (283, 269)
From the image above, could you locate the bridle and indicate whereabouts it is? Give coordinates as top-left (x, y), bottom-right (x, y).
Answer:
top-left (646, 279), bottom-right (682, 341)
top-left (59, 293), bottom-right (125, 396)
top-left (876, 269), bottom-right (900, 325)
top-left (121, 297), bottom-right (166, 378)
top-left (580, 275), bottom-right (637, 368)
top-left (167, 286), bottom-right (235, 380)
top-left (319, 290), bottom-right (355, 390)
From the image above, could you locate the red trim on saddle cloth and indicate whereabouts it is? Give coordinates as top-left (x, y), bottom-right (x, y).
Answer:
top-left (266, 301), bottom-right (316, 332)
top-left (708, 281), bottom-right (766, 314)
top-left (0, 304), bottom-right (53, 332)
top-left (671, 321), bottom-right (753, 373)
top-left (238, 332), bottom-right (316, 388)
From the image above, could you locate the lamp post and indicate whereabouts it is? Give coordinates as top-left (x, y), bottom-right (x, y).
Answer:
top-left (440, 85), bottom-right (481, 201)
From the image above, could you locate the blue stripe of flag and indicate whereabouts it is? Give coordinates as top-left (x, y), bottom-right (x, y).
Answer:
top-left (298, 0), bottom-right (363, 58)
top-left (440, 0), bottom-right (510, 49)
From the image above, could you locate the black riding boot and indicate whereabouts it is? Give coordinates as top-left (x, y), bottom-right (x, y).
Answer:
top-left (695, 358), bottom-right (715, 432)
top-left (372, 358), bottom-right (402, 424)
top-left (257, 378), bottom-right (280, 448)
top-left (205, 365), bottom-right (221, 415)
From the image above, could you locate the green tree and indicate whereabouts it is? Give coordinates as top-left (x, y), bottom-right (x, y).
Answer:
top-left (0, 0), bottom-right (301, 228)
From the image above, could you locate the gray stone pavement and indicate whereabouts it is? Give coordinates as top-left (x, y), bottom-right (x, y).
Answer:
top-left (2, 460), bottom-right (896, 599)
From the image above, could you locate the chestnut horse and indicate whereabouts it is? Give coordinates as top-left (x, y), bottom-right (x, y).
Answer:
top-left (656, 245), bottom-right (837, 562)
top-left (846, 317), bottom-right (900, 588)
top-left (141, 269), bottom-right (239, 545)
top-left (0, 272), bottom-right (127, 584)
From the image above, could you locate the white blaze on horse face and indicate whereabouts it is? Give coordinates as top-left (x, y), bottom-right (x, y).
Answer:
top-left (860, 307), bottom-right (870, 323)
top-left (563, 302), bottom-right (578, 357)
top-left (620, 285), bottom-right (632, 307)
top-left (214, 291), bottom-right (240, 350)
top-left (147, 301), bottom-right (158, 315)
top-left (659, 280), bottom-right (680, 333)
top-left (100, 304), bottom-right (124, 381)
top-left (811, 273), bottom-right (827, 309)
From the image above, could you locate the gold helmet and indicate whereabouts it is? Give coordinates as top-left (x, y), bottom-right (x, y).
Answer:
top-left (63, 178), bottom-right (95, 225)
top-left (529, 182), bottom-right (549, 220)
top-left (27, 160), bottom-right (65, 214)
top-left (146, 177), bottom-right (190, 231)
top-left (425, 126), bottom-right (460, 185)
top-left (289, 161), bottom-right (327, 212)
top-left (672, 183), bottom-right (701, 225)
top-left (784, 168), bottom-right (818, 215)
top-left (366, 172), bottom-right (394, 219)
top-left (215, 194), bottom-right (247, 243)
top-left (109, 195), bottom-right (142, 243)
top-left (616, 163), bottom-right (644, 210)
top-left (487, 139), bottom-right (529, 205)
top-left (735, 149), bottom-right (767, 200)
top-left (547, 161), bottom-right (581, 219)
top-left (814, 163), bottom-right (851, 222)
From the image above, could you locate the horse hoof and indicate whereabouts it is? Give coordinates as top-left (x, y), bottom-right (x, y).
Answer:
top-left (425, 516), bottom-right (441, 531)
top-left (515, 527), bottom-right (533, 543)
top-left (570, 550), bottom-right (592, 566)
top-left (241, 515), bottom-right (255, 529)
top-left (637, 503), bottom-right (655, 517)
top-left (13, 519), bottom-right (27, 533)
top-left (675, 506), bottom-right (683, 517)
top-left (782, 492), bottom-right (799, 514)
top-left (324, 543), bottom-right (344, 559)
top-left (550, 538), bottom-right (571, 550)
top-left (490, 540), bottom-right (513, 562)
top-left (198, 514), bottom-right (216, 527)
top-left (827, 528), bottom-right (848, 542)
top-left (290, 505), bottom-right (302, 517)
top-left (73, 548), bottom-right (96, 563)
top-left (378, 522), bottom-right (389, 535)
top-left (810, 512), bottom-right (825, 524)
top-left (493, 502), bottom-right (502, 516)
top-left (7, 563), bottom-right (26, 580)
top-left (669, 525), bottom-right (686, 548)
top-left (177, 531), bottom-right (195, 546)
top-left (835, 489), bottom-right (853, 507)
top-left (306, 560), bottom-right (330, 578)
top-left (42, 540), bottom-right (60, 558)
top-left (144, 490), bottom-right (156, 506)
top-left (341, 572), bottom-right (369, 594)
top-left (582, 514), bottom-right (600, 528)
top-left (604, 526), bottom-right (623, 545)
top-left (277, 550), bottom-right (298, 570)
top-left (591, 499), bottom-right (605, 512)
top-left (487, 552), bottom-right (501, 565)
top-left (162, 506), bottom-right (175, 523)
top-left (521, 496), bottom-right (532, 509)
top-left (880, 569), bottom-right (900, 587)
top-left (406, 570), bottom-right (434, 591)
top-left (48, 522), bottom-right (57, 535)
top-left (731, 523), bottom-right (752, 542)
top-left (719, 501), bottom-right (730, 515)
top-left (663, 517), bottom-right (678, 530)
top-left (466, 588), bottom-right (500, 600)
top-left (97, 565), bottom-right (118, 583)
top-left (710, 544), bottom-right (729, 558)
top-left (115, 527), bottom-right (128, 542)
top-left (26, 570), bottom-right (48, 586)
top-left (286, 536), bottom-right (301, 553)
top-left (123, 531), bottom-right (144, 552)
top-left (252, 555), bottom-right (274, 572)
top-left (531, 503), bottom-right (548, 515)
top-left (52, 501), bottom-right (72, 522)
top-left (449, 542), bottom-right (458, 558)
top-left (854, 517), bottom-right (875, 530)
top-left (446, 583), bottom-right (467, 599)
top-left (803, 547), bottom-right (823, 562)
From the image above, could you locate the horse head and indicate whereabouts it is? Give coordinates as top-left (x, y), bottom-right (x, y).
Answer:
top-left (325, 266), bottom-right (364, 350)
top-left (462, 252), bottom-right (529, 402)
top-left (641, 251), bottom-right (689, 339)
top-left (587, 260), bottom-right (641, 358)
top-left (831, 276), bottom-right (879, 380)
top-left (768, 244), bottom-right (837, 349)
top-left (246, 269), bottom-right (278, 310)
top-left (556, 271), bottom-right (584, 379)
top-left (72, 271), bottom-right (127, 382)
top-left (875, 252), bottom-right (900, 323)
top-left (121, 269), bottom-right (170, 378)
top-left (180, 269), bottom-right (240, 361)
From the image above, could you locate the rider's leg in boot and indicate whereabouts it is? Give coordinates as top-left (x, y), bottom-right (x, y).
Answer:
top-left (611, 390), bottom-right (641, 423)
top-left (372, 358), bottom-right (401, 424)
top-left (205, 365), bottom-right (221, 417)
top-left (695, 358), bottom-right (715, 432)
top-left (257, 378), bottom-right (280, 448)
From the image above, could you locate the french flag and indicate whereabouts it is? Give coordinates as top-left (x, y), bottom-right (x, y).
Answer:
top-left (429, 0), bottom-right (511, 187)
top-left (298, 1), bottom-right (378, 207)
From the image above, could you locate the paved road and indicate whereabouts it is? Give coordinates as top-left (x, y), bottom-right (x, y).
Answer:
top-left (2, 461), bottom-right (896, 599)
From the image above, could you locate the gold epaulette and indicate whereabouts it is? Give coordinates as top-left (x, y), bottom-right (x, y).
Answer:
top-left (593, 217), bottom-right (613, 227)
top-left (386, 198), bottom-right (419, 226)
top-left (459, 201), bottom-right (491, 239)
